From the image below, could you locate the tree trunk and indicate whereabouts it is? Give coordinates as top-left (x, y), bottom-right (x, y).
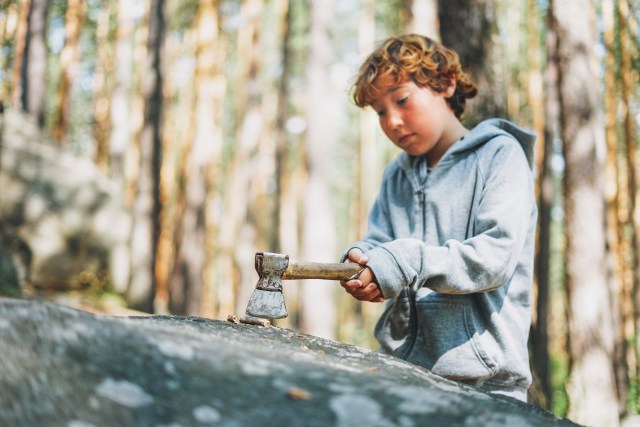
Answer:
top-left (128, 0), bottom-right (165, 313)
top-left (356, 0), bottom-right (377, 245)
top-left (301, 0), bottom-right (337, 340)
top-left (603, 0), bottom-right (629, 415)
top-left (109, 0), bottom-right (135, 188)
top-left (169, 0), bottom-right (223, 316)
top-left (438, 0), bottom-right (505, 125)
top-left (53, 0), bottom-right (84, 144)
top-left (217, 0), bottom-right (264, 317)
top-left (549, 0), bottom-right (619, 424)
top-left (618, 0), bottom-right (640, 407)
top-left (340, 0), bottom-right (382, 347)
top-left (409, 0), bottom-right (439, 40)
top-left (270, 0), bottom-right (307, 330)
top-left (529, 0), bottom-right (551, 408)
top-left (272, 0), bottom-right (291, 255)
top-left (10, 0), bottom-right (29, 111)
top-left (92, 2), bottom-right (113, 172)
top-left (1, 2), bottom-right (21, 106)
top-left (18, 0), bottom-right (47, 127)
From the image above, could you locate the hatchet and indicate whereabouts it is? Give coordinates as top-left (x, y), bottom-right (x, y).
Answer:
top-left (245, 252), bottom-right (365, 320)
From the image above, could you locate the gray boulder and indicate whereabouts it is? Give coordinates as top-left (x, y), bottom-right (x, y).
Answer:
top-left (0, 108), bottom-right (131, 295)
top-left (0, 298), bottom-right (579, 427)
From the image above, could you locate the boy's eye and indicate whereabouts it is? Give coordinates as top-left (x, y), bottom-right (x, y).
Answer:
top-left (376, 108), bottom-right (386, 117)
top-left (397, 96), bottom-right (409, 106)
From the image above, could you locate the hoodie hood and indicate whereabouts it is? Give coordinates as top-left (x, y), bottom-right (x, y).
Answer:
top-left (398, 118), bottom-right (537, 178)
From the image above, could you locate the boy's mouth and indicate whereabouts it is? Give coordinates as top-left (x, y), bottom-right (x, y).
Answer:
top-left (398, 133), bottom-right (415, 146)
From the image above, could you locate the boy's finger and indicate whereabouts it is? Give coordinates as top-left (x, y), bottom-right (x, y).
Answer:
top-left (351, 281), bottom-right (379, 298)
top-left (355, 267), bottom-right (374, 285)
top-left (348, 248), bottom-right (369, 265)
top-left (348, 248), bottom-right (363, 258)
top-left (340, 279), bottom-right (362, 293)
top-left (356, 253), bottom-right (369, 265)
top-left (355, 288), bottom-right (382, 302)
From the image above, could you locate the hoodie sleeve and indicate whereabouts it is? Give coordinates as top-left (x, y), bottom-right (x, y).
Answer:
top-left (365, 139), bottom-right (536, 299)
top-left (340, 167), bottom-right (396, 262)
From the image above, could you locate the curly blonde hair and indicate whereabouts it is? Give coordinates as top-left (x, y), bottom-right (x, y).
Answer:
top-left (352, 34), bottom-right (477, 119)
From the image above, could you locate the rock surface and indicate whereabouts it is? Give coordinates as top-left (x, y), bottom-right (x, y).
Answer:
top-left (0, 298), bottom-right (579, 427)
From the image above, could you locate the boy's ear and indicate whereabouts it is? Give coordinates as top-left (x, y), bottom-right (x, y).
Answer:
top-left (443, 79), bottom-right (457, 98)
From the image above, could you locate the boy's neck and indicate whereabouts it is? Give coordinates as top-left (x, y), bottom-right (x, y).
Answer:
top-left (425, 121), bottom-right (469, 167)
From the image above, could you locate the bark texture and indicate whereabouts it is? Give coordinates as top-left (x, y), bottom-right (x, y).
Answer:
top-left (20, 0), bottom-right (48, 127)
top-left (128, 0), bottom-right (166, 311)
top-left (438, 0), bottom-right (505, 125)
top-left (549, 0), bottom-right (619, 425)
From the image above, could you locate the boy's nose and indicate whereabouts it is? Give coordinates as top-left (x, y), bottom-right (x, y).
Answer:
top-left (385, 110), bottom-right (403, 131)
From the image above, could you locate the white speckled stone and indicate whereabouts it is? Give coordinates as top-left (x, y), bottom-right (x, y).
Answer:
top-left (193, 405), bottom-right (221, 423)
top-left (330, 395), bottom-right (394, 427)
top-left (96, 378), bottom-right (153, 408)
top-left (156, 340), bottom-right (195, 360)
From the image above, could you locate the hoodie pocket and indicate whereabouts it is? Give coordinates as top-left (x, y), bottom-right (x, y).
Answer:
top-left (410, 298), bottom-right (498, 385)
top-left (374, 288), bottom-right (416, 358)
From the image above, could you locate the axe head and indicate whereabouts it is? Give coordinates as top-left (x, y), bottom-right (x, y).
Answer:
top-left (245, 252), bottom-right (289, 319)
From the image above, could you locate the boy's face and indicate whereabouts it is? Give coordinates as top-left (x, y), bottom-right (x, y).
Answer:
top-left (371, 77), bottom-right (459, 163)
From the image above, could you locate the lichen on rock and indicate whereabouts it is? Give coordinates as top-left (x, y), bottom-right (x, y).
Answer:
top-left (0, 298), bottom-right (580, 426)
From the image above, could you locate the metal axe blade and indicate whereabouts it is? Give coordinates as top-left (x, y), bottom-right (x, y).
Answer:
top-left (245, 288), bottom-right (288, 319)
top-left (245, 252), bottom-right (289, 319)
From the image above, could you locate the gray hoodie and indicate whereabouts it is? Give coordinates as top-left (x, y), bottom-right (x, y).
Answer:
top-left (345, 118), bottom-right (537, 401)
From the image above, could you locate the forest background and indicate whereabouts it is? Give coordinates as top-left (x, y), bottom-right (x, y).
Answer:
top-left (0, 0), bottom-right (639, 425)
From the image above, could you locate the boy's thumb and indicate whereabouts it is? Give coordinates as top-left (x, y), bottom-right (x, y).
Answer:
top-left (351, 249), bottom-right (368, 265)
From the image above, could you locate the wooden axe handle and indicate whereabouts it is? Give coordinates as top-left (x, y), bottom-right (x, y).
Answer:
top-left (282, 261), bottom-right (365, 281)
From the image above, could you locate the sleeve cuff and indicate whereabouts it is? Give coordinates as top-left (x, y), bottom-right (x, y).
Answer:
top-left (365, 246), bottom-right (407, 299)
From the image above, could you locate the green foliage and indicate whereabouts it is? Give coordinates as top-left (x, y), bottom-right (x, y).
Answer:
top-left (0, 0), bottom-right (15, 11)
top-left (627, 334), bottom-right (639, 414)
top-left (167, 0), bottom-right (198, 33)
top-left (44, 0), bottom-right (64, 133)
top-left (69, 269), bottom-right (112, 295)
top-left (374, 0), bottom-right (409, 36)
top-left (550, 352), bottom-right (569, 417)
top-left (548, 170), bottom-right (568, 417)
top-left (0, 251), bottom-right (20, 297)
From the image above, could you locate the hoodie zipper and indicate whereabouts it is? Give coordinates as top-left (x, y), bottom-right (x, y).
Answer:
top-left (399, 170), bottom-right (428, 361)
top-left (420, 189), bottom-right (426, 240)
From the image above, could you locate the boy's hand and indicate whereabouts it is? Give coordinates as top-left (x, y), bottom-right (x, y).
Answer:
top-left (340, 249), bottom-right (385, 303)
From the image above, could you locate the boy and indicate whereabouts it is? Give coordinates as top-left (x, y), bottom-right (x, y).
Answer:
top-left (340, 34), bottom-right (537, 402)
